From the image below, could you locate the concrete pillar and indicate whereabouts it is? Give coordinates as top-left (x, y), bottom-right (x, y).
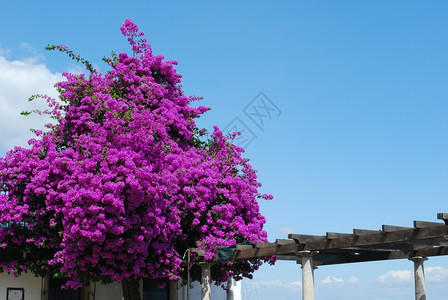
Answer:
top-left (169, 281), bottom-right (179, 300)
top-left (227, 277), bottom-right (242, 300)
top-left (201, 263), bottom-right (213, 300)
top-left (410, 256), bottom-right (428, 300)
top-left (300, 251), bottom-right (315, 300)
top-left (41, 275), bottom-right (49, 300)
top-left (84, 281), bottom-right (96, 300)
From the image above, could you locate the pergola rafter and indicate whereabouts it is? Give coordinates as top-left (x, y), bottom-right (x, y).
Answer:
top-left (191, 213), bottom-right (448, 300)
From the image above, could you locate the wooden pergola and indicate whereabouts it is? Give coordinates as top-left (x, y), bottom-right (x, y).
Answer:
top-left (191, 213), bottom-right (448, 300)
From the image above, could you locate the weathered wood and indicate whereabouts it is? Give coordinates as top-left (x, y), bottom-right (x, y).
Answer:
top-left (304, 225), bottom-right (448, 251)
top-left (255, 242), bottom-right (274, 248)
top-left (276, 239), bottom-right (296, 245)
top-left (353, 229), bottom-right (380, 235)
top-left (326, 232), bottom-right (352, 239)
top-left (274, 254), bottom-right (302, 261)
top-left (234, 243), bottom-right (300, 259)
top-left (288, 234), bottom-right (326, 243)
top-left (415, 246), bottom-right (448, 257)
top-left (414, 220), bottom-right (445, 228)
top-left (339, 242), bottom-right (417, 251)
top-left (437, 213), bottom-right (448, 225)
top-left (314, 250), bottom-right (407, 266)
top-left (382, 225), bottom-right (412, 232)
top-left (190, 213), bottom-right (448, 267)
top-left (235, 245), bottom-right (256, 250)
top-left (437, 213), bottom-right (448, 223)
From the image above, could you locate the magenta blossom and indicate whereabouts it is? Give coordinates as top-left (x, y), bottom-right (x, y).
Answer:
top-left (0, 19), bottom-right (272, 289)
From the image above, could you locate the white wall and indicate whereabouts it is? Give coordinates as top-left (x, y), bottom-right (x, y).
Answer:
top-left (0, 274), bottom-right (236, 300)
top-left (0, 272), bottom-right (42, 300)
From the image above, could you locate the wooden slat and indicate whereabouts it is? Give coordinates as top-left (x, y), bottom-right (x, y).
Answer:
top-left (235, 245), bottom-right (256, 250)
top-left (304, 225), bottom-right (448, 251)
top-left (254, 242), bottom-right (274, 248)
top-left (314, 250), bottom-right (407, 266)
top-left (234, 243), bottom-right (300, 259)
top-left (274, 255), bottom-right (302, 261)
top-left (198, 214), bottom-right (448, 263)
top-left (326, 232), bottom-right (353, 239)
top-left (353, 229), bottom-right (379, 235)
top-left (276, 239), bottom-right (296, 245)
top-left (414, 220), bottom-right (445, 228)
top-left (437, 213), bottom-right (448, 225)
top-left (288, 234), bottom-right (326, 243)
top-left (382, 225), bottom-right (412, 232)
top-left (437, 213), bottom-right (448, 219)
top-left (344, 242), bottom-right (418, 251)
top-left (415, 246), bottom-right (448, 257)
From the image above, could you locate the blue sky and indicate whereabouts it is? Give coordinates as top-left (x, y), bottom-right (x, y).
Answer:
top-left (1, 1), bottom-right (447, 299)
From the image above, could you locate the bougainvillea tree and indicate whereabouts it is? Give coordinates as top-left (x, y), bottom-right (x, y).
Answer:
top-left (0, 19), bottom-right (273, 299)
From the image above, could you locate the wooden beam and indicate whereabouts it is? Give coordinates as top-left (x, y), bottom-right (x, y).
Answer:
top-left (255, 242), bottom-right (276, 248)
top-left (234, 243), bottom-right (300, 259)
top-left (276, 239), bottom-right (296, 245)
top-left (353, 229), bottom-right (380, 235)
top-left (304, 225), bottom-right (448, 251)
top-left (275, 255), bottom-right (302, 261)
top-left (288, 234), bottom-right (326, 243)
top-left (314, 250), bottom-right (407, 266)
top-left (382, 225), bottom-right (412, 232)
top-left (416, 246), bottom-right (448, 257)
top-left (437, 213), bottom-right (448, 225)
top-left (235, 245), bottom-right (256, 250)
top-left (276, 246), bottom-right (448, 264)
top-left (326, 232), bottom-right (353, 239)
top-left (414, 220), bottom-right (445, 228)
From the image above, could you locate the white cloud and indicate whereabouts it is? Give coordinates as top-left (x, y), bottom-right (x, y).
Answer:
top-left (249, 279), bottom-right (301, 291)
top-left (348, 276), bottom-right (359, 283)
top-left (321, 276), bottom-right (344, 285)
top-left (278, 226), bottom-right (298, 235)
top-left (377, 270), bottom-right (412, 283)
top-left (426, 266), bottom-right (448, 283)
top-left (0, 46), bottom-right (10, 57)
top-left (0, 53), bottom-right (63, 152)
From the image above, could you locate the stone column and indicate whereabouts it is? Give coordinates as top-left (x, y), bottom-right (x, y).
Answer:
top-left (41, 275), bottom-right (50, 300)
top-left (300, 251), bottom-right (315, 300)
top-left (201, 263), bottom-right (213, 300)
top-left (87, 281), bottom-right (96, 300)
top-left (169, 281), bottom-right (179, 300)
top-left (410, 256), bottom-right (428, 300)
top-left (227, 277), bottom-right (242, 300)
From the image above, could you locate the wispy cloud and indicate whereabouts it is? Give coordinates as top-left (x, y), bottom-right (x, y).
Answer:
top-left (426, 266), bottom-right (448, 283)
top-left (376, 266), bottom-right (448, 286)
top-left (0, 49), bottom-right (63, 152)
top-left (0, 45), bottom-right (10, 57)
top-left (321, 276), bottom-right (344, 285)
top-left (377, 270), bottom-right (412, 283)
top-left (249, 279), bottom-right (302, 291)
top-left (243, 266), bottom-right (448, 300)
top-left (278, 226), bottom-right (298, 235)
top-left (348, 276), bottom-right (359, 283)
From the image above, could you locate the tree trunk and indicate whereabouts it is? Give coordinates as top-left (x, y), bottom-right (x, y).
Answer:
top-left (122, 278), bottom-right (142, 300)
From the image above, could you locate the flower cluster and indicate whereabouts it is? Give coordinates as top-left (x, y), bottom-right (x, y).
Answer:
top-left (0, 19), bottom-right (272, 288)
